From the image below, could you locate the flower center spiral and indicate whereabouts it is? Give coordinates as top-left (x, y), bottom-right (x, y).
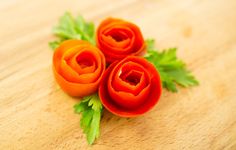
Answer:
top-left (76, 52), bottom-right (94, 69)
top-left (120, 70), bottom-right (142, 86)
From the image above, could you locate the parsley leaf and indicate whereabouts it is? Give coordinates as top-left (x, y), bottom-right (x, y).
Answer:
top-left (49, 12), bottom-right (95, 50)
top-left (145, 39), bottom-right (155, 50)
top-left (48, 40), bottom-right (61, 50)
top-left (74, 93), bottom-right (103, 145)
top-left (145, 39), bottom-right (199, 92)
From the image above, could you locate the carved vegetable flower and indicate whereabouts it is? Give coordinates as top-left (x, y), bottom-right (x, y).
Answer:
top-left (96, 18), bottom-right (145, 63)
top-left (53, 40), bottom-right (106, 97)
top-left (99, 56), bottom-right (162, 117)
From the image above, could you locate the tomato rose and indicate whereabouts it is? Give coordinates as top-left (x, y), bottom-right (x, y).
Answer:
top-left (53, 40), bottom-right (106, 97)
top-left (96, 18), bottom-right (145, 63)
top-left (99, 56), bottom-right (162, 117)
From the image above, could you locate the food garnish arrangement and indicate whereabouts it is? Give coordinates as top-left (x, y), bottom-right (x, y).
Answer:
top-left (49, 12), bottom-right (199, 145)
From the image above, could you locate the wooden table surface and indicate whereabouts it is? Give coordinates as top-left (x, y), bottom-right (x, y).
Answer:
top-left (1, 0), bottom-right (236, 149)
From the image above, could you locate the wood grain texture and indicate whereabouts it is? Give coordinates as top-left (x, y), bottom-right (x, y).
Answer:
top-left (1, 0), bottom-right (236, 149)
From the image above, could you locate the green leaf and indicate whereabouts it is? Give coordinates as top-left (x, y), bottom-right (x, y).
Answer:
top-left (145, 39), bottom-right (155, 51)
top-left (48, 41), bottom-right (61, 50)
top-left (49, 12), bottom-right (95, 50)
top-left (74, 93), bottom-right (103, 145)
top-left (145, 39), bottom-right (199, 92)
top-left (81, 109), bottom-right (93, 131)
top-left (88, 94), bottom-right (103, 111)
top-left (87, 110), bottom-right (101, 144)
top-left (74, 101), bottom-right (89, 113)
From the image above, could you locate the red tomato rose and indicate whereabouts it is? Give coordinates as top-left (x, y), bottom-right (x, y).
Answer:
top-left (96, 18), bottom-right (145, 63)
top-left (99, 56), bottom-right (162, 117)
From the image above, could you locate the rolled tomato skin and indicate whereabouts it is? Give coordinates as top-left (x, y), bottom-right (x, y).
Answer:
top-left (53, 40), bottom-right (106, 97)
top-left (96, 18), bottom-right (145, 64)
top-left (99, 56), bottom-right (162, 117)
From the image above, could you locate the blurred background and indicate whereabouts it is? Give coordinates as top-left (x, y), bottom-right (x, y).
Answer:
top-left (1, 0), bottom-right (236, 149)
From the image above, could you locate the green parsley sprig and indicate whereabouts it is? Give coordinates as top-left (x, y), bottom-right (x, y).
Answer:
top-left (49, 12), bottom-right (95, 50)
top-left (74, 93), bottom-right (103, 145)
top-left (145, 39), bottom-right (199, 92)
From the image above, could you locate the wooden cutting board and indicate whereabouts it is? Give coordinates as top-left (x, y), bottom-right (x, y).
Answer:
top-left (1, 0), bottom-right (236, 149)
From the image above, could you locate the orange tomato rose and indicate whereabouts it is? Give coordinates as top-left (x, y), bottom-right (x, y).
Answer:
top-left (96, 18), bottom-right (145, 63)
top-left (53, 40), bottom-right (106, 97)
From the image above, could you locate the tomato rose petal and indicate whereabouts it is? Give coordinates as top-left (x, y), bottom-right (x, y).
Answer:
top-left (101, 26), bottom-right (134, 51)
top-left (96, 18), bottom-right (145, 63)
top-left (111, 61), bottom-right (150, 95)
top-left (65, 46), bottom-right (104, 83)
top-left (108, 82), bottom-right (150, 109)
top-left (59, 47), bottom-right (99, 84)
top-left (99, 56), bottom-right (162, 117)
top-left (60, 59), bottom-right (82, 83)
top-left (53, 40), bottom-right (105, 97)
top-left (70, 51), bottom-right (97, 74)
top-left (101, 35), bottom-right (131, 49)
top-left (113, 70), bottom-right (146, 94)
